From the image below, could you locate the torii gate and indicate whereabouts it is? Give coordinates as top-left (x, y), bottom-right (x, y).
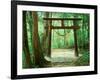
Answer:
top-left (43, 18), bottom-right (81, 57)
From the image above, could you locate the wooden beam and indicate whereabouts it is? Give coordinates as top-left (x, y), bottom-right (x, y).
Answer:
top-left (73, 29), bottom-right (79, 57)
top-left (43, 18), bottom-right (82, 20)
top-left (50, 26), bottom-right (80, 29)
top-left (61, 20), bottom-right (64, 27)
top-left (48, 26), bottom-right (52, 57)
top-left (73, 19), bottom-right (79, 57)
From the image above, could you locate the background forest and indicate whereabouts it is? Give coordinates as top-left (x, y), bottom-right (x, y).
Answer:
top-left (22, 11), bottom-right (90, 68)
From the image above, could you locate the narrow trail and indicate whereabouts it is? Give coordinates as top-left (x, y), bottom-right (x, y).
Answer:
top-left (44, 49), bottom-right (82, 67)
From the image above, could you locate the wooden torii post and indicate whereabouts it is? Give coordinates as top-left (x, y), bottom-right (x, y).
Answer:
top-left (43, 18), bottom-right (81, 57)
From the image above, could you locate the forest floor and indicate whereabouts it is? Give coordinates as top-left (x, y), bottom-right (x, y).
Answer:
top-left (44, 49), bottom-right (82, 67)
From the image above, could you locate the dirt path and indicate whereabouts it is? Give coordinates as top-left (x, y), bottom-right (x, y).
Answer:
top-left (44, 49), bottom-right (82, 67)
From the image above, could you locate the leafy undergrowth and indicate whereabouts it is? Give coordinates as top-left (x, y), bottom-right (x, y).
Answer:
top-left (74, 51), bottom-right (90, 66)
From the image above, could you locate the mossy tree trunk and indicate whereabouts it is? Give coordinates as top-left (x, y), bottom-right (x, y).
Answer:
top-left (23, 11), bottom-right (33, 68)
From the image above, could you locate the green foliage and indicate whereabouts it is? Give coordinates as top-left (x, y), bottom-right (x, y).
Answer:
top-left (75, 51), bottom-right (90, 66)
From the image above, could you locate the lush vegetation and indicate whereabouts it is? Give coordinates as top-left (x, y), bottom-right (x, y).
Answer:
top-left (22, 11), bottom-right (90, 68)
top-left (75, 51), bottom-right (90, 66)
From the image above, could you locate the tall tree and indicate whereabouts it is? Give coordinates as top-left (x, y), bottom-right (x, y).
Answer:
top-left (32, 11), bottom-right (45, 67)
top-left (41, 12), bottom-right (49, 56)
top-left (45, 12), bottom-right (51, 57)
top-left (23, 11), bottom-right (33, 68)
top-left (26, 11), bottom-right (35, 66)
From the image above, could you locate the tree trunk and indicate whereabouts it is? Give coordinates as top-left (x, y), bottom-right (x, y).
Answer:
top-left (27, 11), bottom-right (35, 66)
top-left (32, 11), bottom-right (45, 67)
top-left (23, 11), bottom-right (32, 68)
